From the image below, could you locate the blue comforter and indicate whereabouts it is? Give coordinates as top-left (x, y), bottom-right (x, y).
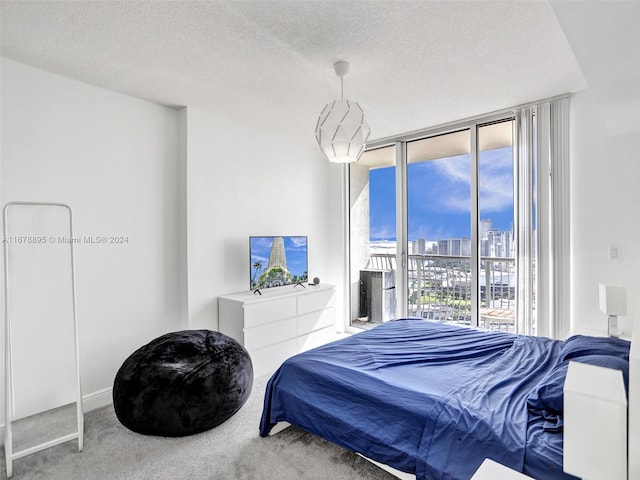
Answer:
top-left (259, 319), bottom-right (578, 480)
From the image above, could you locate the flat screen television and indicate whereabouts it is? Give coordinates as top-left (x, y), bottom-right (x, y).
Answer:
top-left (250, 236), bottom-right (308, 291)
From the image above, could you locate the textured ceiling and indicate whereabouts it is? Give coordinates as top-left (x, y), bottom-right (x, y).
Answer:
top-left (1, 1), bottom-right (589, 142)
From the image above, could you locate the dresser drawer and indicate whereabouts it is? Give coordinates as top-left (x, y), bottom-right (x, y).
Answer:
top-left (243, 296), bottom-right (296, 328)
top-left (250, 339), bottom-right (298, 377)
top-left (297, 326), bottom-right (336, 353)
top-left (244, 317), bottom-right (297, 351)
top-left (298, 288), bottom-right (335, 316)
top-left (298, 306), bottom-right (335, 336)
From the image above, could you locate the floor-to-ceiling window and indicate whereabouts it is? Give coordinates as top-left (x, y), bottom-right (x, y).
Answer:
top-left (406, 129), bottom-right (472, 326)
top-left (347, 97), bottom-right (570, 337)
top-left (477, 120), bottom-right (516, 331)
top-left (349, 116), bottom-right (521, 333)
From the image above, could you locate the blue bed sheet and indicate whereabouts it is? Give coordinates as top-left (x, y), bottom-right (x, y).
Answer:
top-left (259, 318), bottom-right (577, 480)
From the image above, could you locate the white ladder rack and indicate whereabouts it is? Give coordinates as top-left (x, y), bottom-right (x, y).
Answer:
top-left (3, 201), bottom-right (84, 477)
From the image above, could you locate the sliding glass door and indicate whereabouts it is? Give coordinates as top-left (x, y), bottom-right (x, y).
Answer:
top-left (349, 117), bottom-right (519, 333)
top-left (347, 97), bottom-right (570, 338)
top-left (406, 130), bottom-right (472, 325)
top-left (478, 120), bottom-right (515, 331)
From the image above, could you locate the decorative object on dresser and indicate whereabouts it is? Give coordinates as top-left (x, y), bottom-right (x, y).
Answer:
top-left (219, 284), bottom-right (336, 377)
top-left (598, 283), bottom-right (627, 337)
top-left (113, 330), bottom-right (253, 437)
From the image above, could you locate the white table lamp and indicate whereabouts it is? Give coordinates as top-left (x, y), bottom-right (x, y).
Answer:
top-left (598, 283), bottom-right (627, 338)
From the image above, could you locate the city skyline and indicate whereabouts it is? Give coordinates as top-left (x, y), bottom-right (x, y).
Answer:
top-left (371, 218), bottom-right (515, 259)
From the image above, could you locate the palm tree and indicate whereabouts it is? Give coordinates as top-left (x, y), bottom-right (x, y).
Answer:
top-left (251, 261), bottom-right (262, 286)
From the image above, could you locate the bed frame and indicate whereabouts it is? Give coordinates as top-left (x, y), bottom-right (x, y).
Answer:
top-left (268, 420), bottom-right (416, 479)
top-left (268, 326), bottom-right (639, 480)
top-left (628, 325), bottom-right (638, 479)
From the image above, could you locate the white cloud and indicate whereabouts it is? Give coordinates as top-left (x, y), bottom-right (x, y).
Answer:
top-left (433, 155), bottom-right (470, 184)
top-left (370, 223), bottom-right (396, 240)
top-left (442, 195), bottom-right (471, 212)
top-left (290, 236), bottom-right (307, 248)
top-left (251, 254), bottom-right (269, 264)
top-left (427, 150), bottom-right (513, 213)
top-left (479, 173), bottom-right (513, 212)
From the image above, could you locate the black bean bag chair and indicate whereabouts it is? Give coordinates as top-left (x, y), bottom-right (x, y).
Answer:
top-left (113, 329), bottom-right (253, 436)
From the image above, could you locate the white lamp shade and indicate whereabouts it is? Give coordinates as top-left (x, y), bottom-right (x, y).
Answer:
top-left (315, 99), bottom-right (371, 163)
top-left (598, 283), bottom-right (627, 316)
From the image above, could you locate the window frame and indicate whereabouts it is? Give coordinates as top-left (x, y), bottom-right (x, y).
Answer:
top-left (343, 94), bottom-right (570, 338)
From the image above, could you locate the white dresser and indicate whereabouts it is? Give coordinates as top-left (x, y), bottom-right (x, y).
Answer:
top-left (218, 284), bottom-right (336, 376)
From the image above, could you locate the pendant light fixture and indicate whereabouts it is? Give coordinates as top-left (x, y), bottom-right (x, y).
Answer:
top-left (314, 61), bottom-right (371, 163)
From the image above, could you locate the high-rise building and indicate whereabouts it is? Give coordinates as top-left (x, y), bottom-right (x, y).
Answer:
top-left (481, 239), bottom-right (490, 257)
top-left (429, 226), bottom-right (514, 259)
top-left (438, 239), bottom-right (448, 256)
top-left (449, 238), bottom-right (462, 256)
top-left (480, 219), bottom-right (493, 239)
top-left (461, 237), bottom-right (471, 257)
top-left (411, 238), bottom-right (427, 255)
top-left (267, 236), bottom-right (288, 270)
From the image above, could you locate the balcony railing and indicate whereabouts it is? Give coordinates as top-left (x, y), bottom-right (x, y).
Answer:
top-left (366, 253), bottom-right (516, 332)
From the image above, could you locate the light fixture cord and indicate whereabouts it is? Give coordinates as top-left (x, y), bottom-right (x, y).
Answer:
top-left (341, 77), bottom-right (344, 100)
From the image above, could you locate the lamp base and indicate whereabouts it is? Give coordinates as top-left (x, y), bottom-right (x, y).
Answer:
top-left (608, 315), bottom-right (619, 338)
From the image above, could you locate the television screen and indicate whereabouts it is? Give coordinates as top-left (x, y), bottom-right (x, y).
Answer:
top-left (250, 236), bottom-right (308, 291)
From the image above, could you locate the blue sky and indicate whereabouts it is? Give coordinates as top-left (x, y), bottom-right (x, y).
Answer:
top-left (370, 146), bottom-right (514, 241)
top-left (250, 236), bottom-right (308, 284)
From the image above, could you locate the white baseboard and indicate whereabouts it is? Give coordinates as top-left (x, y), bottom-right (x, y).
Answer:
top-left (0, 387), bottom-right (113, 446)
top-left (82, 387), bottom-right (113, 412)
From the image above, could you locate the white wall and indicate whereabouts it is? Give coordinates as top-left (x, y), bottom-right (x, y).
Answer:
top-left (570, 90), bottom-right (640, 337)
top-left (0, 57), bottom-right (346, 426)
top-left (0, 58), bottom-right (185, 419)
top-left (183, 107), bottom-right (343, 331)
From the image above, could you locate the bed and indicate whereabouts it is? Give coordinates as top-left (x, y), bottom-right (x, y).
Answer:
top-left (259, 318), bottom-right (633, 480)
